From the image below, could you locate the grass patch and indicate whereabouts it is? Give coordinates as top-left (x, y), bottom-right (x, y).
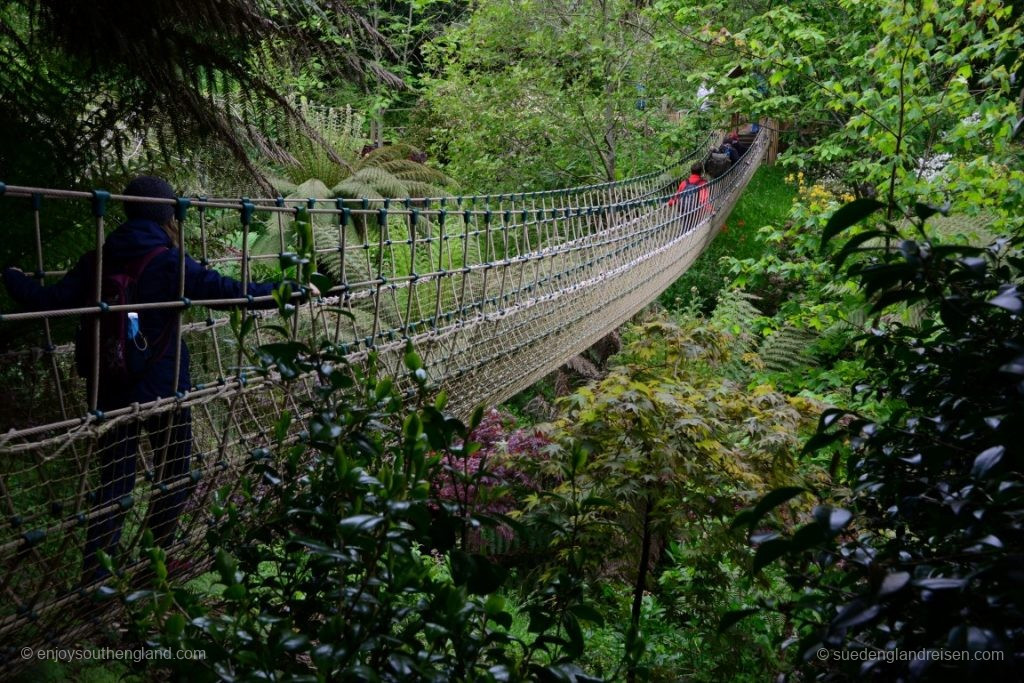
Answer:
top-left (661, 165), bottom-right (795, 312)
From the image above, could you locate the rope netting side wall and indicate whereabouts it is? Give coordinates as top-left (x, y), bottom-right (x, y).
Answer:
top-left (0, 125), bottom-right (769, 667)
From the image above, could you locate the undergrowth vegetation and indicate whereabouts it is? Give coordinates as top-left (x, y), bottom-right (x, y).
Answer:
top-left (100, 287), bottom-right (824, 682)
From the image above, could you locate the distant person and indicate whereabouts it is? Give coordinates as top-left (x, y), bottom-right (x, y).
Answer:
top-left (728, 132), bottom-right (749, 156)
top-left (2, 175), bottom-right (301, 583)
top-left (720, 141), bottom-right (740, 164)
top-left (667, 163), bottom-right (711, 225)
top-left (704, 147), bottom-right (731, 179)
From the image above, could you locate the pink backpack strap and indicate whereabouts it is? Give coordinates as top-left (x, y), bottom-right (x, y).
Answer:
top-left (126, 246), bottom-right (169, 279)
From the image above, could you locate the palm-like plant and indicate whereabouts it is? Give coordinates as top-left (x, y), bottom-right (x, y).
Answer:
top-left (0, 0), bottom-right (403, 188)
top-left (250, 101), bottom-right (466, 342)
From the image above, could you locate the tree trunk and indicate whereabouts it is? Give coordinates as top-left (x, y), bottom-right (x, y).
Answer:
top-left (627, 495), bottom-right (654, 683)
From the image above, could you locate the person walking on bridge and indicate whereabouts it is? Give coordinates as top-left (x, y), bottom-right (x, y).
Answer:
top-left (2, 175), bottom-right (294, 583)
top-left (667, 163), bottom-right (711, 226)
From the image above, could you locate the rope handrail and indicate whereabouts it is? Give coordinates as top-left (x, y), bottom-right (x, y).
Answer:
top-left (0, 122), bottom-right (772, 671)
top-left (0, 133), bottom-right (717, 211)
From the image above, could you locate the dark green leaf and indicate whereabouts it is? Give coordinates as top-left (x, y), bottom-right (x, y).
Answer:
top-left (753, 538), bottom-right (792, 573)
top-left (988, 290), bottom-right (1022, 313)
top-left (913, 202), bottom-right (947, 221)
top-left (914, 577), bottom-right (966, 590)
top-left (878, 572), bottom-right (911, 597)
top-left (813, 505), bottom-right (853, 534)
top-left (164, 613), bottom-right (186, 638)
top-left (791, 522), bottom-right (826, 551)
top-left (832, 229), bottom-right (887, 269)
top-left (739, 487), bottom-right (806, 531)
top-left (310, 271), bottom-right (333, 295)
top-left (831, 601), bottom-right (881, 629)
top-left (971, 445), bottom-right (1005, 478)
top-left (719, 608), bottom-right (761, 632)
top-left (821, 199), bottom-right (885, 250)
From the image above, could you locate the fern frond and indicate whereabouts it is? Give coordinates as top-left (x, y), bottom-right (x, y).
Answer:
top-left (400, 180), bottom-right (450, 200)
top-left (378, 160), bottom-right (451, 185)
top-left (359, 143), bottom-right (419, 165)
top-left (333, 180), bottom-right (386, 201)
top-left (759, 326), bottom-right (817, 373)
top-left (288, 178), bottom-right (334, 200)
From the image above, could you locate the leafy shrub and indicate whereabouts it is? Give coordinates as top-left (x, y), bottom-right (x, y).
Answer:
top-left (433, 408), bottom-right (554, 555)
top-left (108, 295), bottom-right (602, 681)
top-left (732, 202), bottom-right (1024, 679)
top-left (522, 311), bottom-right (817, 680)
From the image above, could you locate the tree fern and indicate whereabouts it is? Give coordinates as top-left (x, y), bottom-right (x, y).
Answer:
top-left (759, 326), bottom-right (818, 374)
top-left (0, 0), bottom-right (401, 188)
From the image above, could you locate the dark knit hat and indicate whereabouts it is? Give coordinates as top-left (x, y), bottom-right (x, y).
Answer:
top-left (123, 175), bottom-right (176, 224)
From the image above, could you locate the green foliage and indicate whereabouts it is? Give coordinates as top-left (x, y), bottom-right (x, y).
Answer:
top-left (417, 0), bottom-right (694, 192)
top-left (664, 0), bottom-right (1024, 221)
top-left (110, 336), bottom-right (604, 681)
top-left (734, 205), bottom-right (1024, 678)
top-left (278, 101), bottom-right (364, 188)
top-left (514, 310), bottom-right (817, 678)
top-left (757, 324), bottom-right (816, 373)
top-left (273, 100), bottom-right (456, 204)
top-left (0, 0), bottom-right (404, 189)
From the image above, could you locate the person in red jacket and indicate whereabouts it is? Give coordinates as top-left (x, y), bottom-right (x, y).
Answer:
top-left (667, 163), bottom-right (711, 226)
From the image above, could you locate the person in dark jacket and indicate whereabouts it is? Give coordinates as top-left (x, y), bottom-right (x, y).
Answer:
top-left (728, 132), bottom-right (749, 157)
top-left (2, 175), bottom-right (285, 582)
top-left (704, 148), bottom-right (732, 179)
top-left (720, 141), bottom-right (740, 164)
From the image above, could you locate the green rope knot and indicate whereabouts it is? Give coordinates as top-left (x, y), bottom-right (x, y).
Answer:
top-left (240, 198), bottom-right (255, 225)
top-left (91, 189), bottom-right (110, 218)
top-left (22, 529), bottom-right (45, 548)
top-left (175, 197), bottom-right (191, 222)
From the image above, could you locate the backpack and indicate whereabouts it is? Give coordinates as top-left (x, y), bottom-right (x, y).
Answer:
top-left (706, 152), bottom-right (731, 178)
top-left (74, 246), bottom-right (170, 384)
top-left (667, 179), bottom-right (691, 207)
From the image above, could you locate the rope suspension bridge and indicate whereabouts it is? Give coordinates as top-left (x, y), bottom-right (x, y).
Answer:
top-left (0, 123), bottom-right (771, 669)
